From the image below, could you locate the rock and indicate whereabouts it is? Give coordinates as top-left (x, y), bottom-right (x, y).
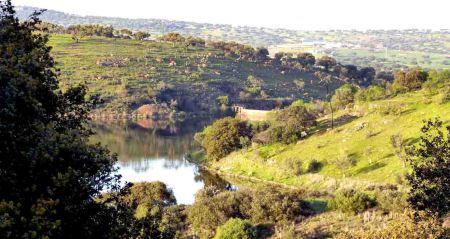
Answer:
top-left (354, 122), bottom-right (367, 131)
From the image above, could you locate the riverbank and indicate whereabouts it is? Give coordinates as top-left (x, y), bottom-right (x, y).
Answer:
top-left (207, 89), bottom-right (450, 192)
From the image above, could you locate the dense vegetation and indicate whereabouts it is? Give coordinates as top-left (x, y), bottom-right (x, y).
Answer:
top-left (2, 2), bottom-right (449, 238)
top-left (200, 67), bottom-right (450, 237)
top-left (0, 2), bottom-right (121, 237)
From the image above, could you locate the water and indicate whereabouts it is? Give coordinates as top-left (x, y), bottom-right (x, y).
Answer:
top-left (91, 113), bottom-right (233, 204)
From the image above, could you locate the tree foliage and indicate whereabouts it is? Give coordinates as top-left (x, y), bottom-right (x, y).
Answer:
top-left (331, 83), bottom-right (358, 108)
top-left (197, 117), bottom-right (252, 160)
top-left (406, 118), bottom-right (450, 216)
top-left (213, 218), bottom-right (256, 239)
top-left (393, 68), bottom-right (428, 91)
top-left (0, 2), bottom-right (123, 237)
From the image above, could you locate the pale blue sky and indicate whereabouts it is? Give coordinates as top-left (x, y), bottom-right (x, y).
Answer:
top-left (12, 0), bottom-right (450, 30)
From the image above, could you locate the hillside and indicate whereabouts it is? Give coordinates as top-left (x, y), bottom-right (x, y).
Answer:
top-left (48, 34), bottom-right (339, 116)
top-left (19, 6), bottom-right (450, 71)
top-left (209, 87), bottom-right (450, 191)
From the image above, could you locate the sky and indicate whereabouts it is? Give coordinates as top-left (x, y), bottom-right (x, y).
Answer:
top-left (12, 0), bottom-right (450, 30)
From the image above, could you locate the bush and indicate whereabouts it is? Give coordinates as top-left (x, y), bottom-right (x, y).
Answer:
top-left (282, 158), bottom-right (303, 176)
top-left (355, 85), bottom-right (386, 102)
top-left (247, 188), bottom-right (311, 224)
top-left (392, 68), bottom-right (428, 91)
top-left (188, 187), bottom-right (311, 239)
top-left (332, 151), bottom-right (357, 169)
top-left (216, 95), bottom-right (230, 106)
top-left (199, 117), bottom-right (252, 161)
top-left (213, 218), bottom-right (256, 239)
top-left (335, 209), bottom-right (445, 239)
top-left (375, 189), bottom-right (408, 213)
top-left (306, 159), bottom-right (323, 173)
top-left (422, 69), bottom-right (450, 92)
top-left (379, 102), bottom-right (406, 116)
top-left (330, 189), bottom-right (376, 214)
top-left (116, 182), bottom-right (182, 238)
top-left (258, 104), bottom-right (316, 144)
top-left (121, 181), bottom-right (177, 211)
top-left (436, 86), bottom-right (450, 104)
top-left (331, 84), bottom-right (358, 109)
top-left (188, 188), bottom-right (251, 239)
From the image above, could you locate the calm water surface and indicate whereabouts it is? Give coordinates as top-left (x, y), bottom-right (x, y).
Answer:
top-left (91, 113), bottom-right (233, 204)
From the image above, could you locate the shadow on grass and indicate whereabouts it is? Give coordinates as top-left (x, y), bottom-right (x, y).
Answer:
top-left (307, 199), bottom-right (329, 213)
top-left (405, 137), bottom-right (420, 145)
top-left (354, 162), bottom-right (386, 175)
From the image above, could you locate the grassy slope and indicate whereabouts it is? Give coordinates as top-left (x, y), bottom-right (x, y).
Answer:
top-left (48, 34), bottom-right (327, 113)
top-left (211, 89), bottom-right (450, 191)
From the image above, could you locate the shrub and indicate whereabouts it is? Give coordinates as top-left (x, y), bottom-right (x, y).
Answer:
top-left (436, 86), bottom-right (450, 104)
top-left (188, 189), bottom-right (251, 239)
top-left (331, 84), bottom-right (358, 109)
top-left (282, 158), bottom-right (303, 176)
top-left (355, 85), bottom-right (386, 102)
top-left (247, 188), bottom-right (311, 224)
top-left (213, 218), bottom-right (256, 239)
top-left (158, 32), bottom-right (185, 42)
top-left (330, 189), bottom-right (376, 214)
top-left (260, 104), bottom-right (316, 144)
top-left (422, 69), bottom-right (450, 92)
top-left (335, 209), bottom-right (445, 239)
top-left (199, 117), bottom-right (252, 161)
top-left (379, 102), bottom-right (406, 116)
top-left (392, 68), bottom-right (428, 91)
top-left (117, 182), bottom-right (181, 238)
top-left (188, 187), bottom-right (311, 238)
top-left (332, 151), bottom-right (357, 169)
top-left (375, 189), bottom-right (408, 213)
top-left (216, 95), bottom-right (229, 106)
top-left (306, 159), bottom-right (323, 173)
top-left (120, 181), bottom-right (177, 210)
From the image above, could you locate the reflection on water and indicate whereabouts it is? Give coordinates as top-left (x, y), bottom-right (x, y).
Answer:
top-left (91, 112), bottom-right (234, 204)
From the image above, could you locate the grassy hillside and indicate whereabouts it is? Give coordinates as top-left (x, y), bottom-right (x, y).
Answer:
top-left (18, 7), bottom-right (450, 71)
top-left (48, 34), bottom-right (329, 115)
top-left (210, 88), bottom-right (450, 191)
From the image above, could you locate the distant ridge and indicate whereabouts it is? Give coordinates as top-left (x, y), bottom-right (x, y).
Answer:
top-left (15, 6), bottom-right (293, 46)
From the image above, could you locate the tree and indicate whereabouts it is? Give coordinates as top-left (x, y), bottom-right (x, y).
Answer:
top-left (159, 32), bottom-right (185, 43)
top-left (390, 133), bottom-right (407, 168)
top-left (393, 68), bottom-right (428, 91)
top-left (316, 55), bottom-right (337, 71)
top-left (0, 2), bottom-right (125, 237)
top-left (119, 28), bottom-right (133, 36)
top-left (331, 84), bottom-right (358, 109)
top-left (197, 117), bottom-right (252, 160)
top-left (357, 67), bottom-right (376, 87)
top-left (254, 47), bottom-right (269, 62)
top-left (406, 118), bottom-right (449, 216)
top-left (133, 31), bottom-right (150, 40)
top-left (297, 52), bottom-right (316, 67)
top-left (315, 72), bottom-right (335, 129)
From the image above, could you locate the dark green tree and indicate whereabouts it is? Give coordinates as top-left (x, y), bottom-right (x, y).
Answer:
top-left (296, 52), bottom-right (316, 67)
top-left (197, 117), bottom-right (252, 160)
top-left (316, 55), bottom-right (337, 71)
top-left (393, 68), bottom-right (428, 91)
top-left (254, 47), bottom-right (269, 62)
top-left (133, 31), bottom-right (150, 41)
top-left (0, 1), bottom-right (128, 237)
top-left (407, 118), bottom-right (450, 216)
